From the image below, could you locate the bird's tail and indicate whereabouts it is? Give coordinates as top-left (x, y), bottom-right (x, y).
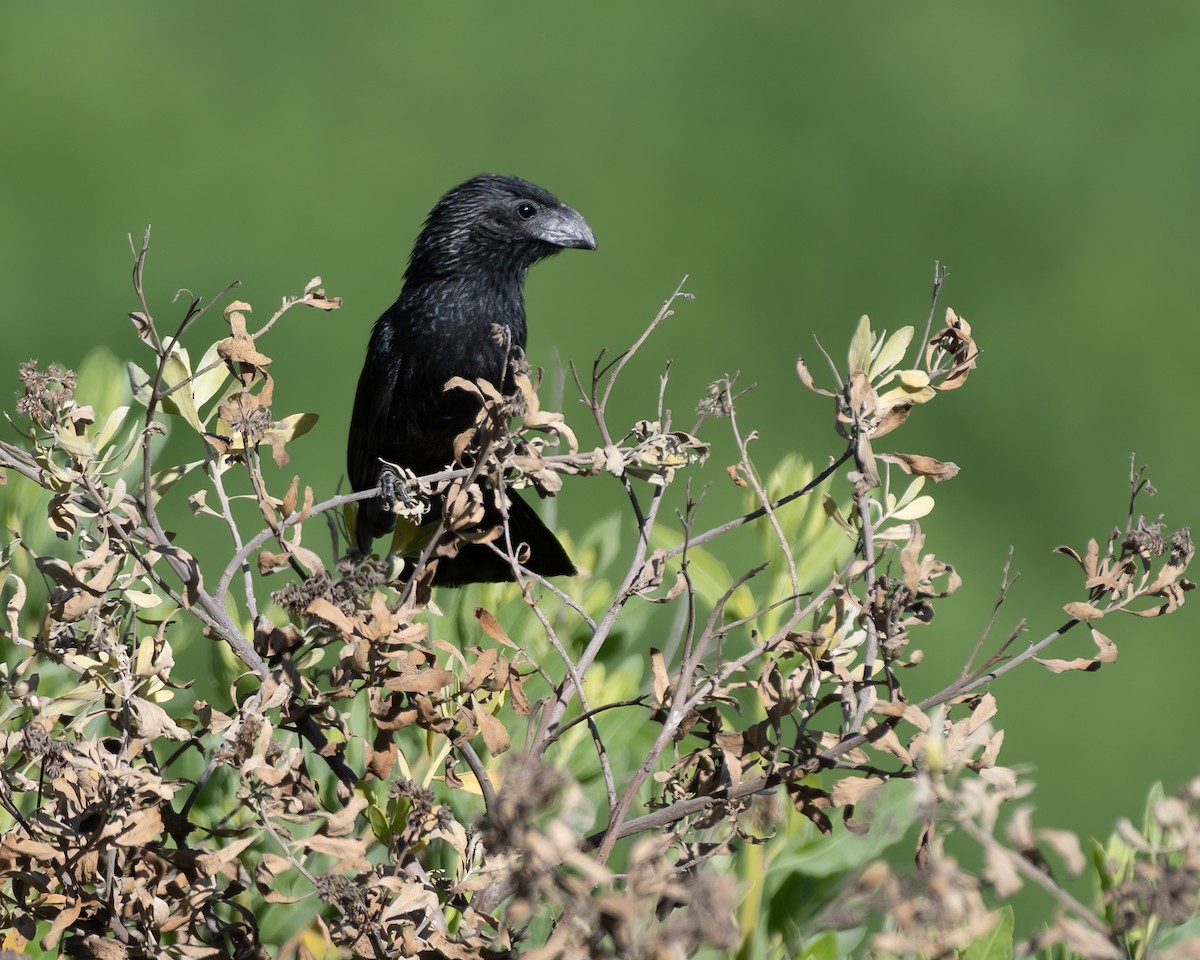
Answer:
top-left (354, 488), bottom-right (574, 586)
top-left (430, 489), bottom-right (575, 586)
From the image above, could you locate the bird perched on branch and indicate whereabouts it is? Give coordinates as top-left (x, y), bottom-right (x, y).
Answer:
top-left (347, 174), bottom-right (596, 585)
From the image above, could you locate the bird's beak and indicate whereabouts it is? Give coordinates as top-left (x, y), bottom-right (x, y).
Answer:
top-left (540, 205), bottom-right (597, 251)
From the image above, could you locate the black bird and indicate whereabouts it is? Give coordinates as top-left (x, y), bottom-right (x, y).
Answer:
top-left (347, 174), bottom-right (596, 585)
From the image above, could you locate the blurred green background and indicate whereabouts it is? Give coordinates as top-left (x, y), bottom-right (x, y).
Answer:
top-left (3, 0), bottom-right (1197, 937)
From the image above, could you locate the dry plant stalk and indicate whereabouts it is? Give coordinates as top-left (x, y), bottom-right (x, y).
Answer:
top-left (0, 242), bottom-right (1193, 958)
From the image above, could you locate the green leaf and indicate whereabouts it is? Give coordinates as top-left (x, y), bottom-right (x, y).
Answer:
top-left (294, 647), bottom-right (326, 670)
top-left (649, 527), bottom-right (755, 618)
top-left (889, 494), bottom-right (934, 522)
top-left (797, 931), bottom-right (843, 960)
top-left (878, 381), bottom-right (937, 408)
top-left (578, 512), bottom-right (624, 575)
top-left (124, 590), bottom-right (162, 609)
top-left (847, 315), bottom-right (873, 374)
top-left (389, 796), bottom-right (413, 836)
top-left (270, 411), bottom-right (319, 443)
top-left (962, 906), bottom-right (1013, 960)
top-left (91, 405), bottom-right (132, 453)
top-left (220, 412), bottom-right (320, 451)
top-left (75, 347), bottom-right (130, 418)
top-left (128, 362), bottom-right (153, 407)
top-left (771, 779), bottom-right (920, 878)
top-left (366, 798), bottom-right (391, 844)
top-left (128, 352), bottom-right (204, 431)
top-left (191, 341), bottom-right (230, 409)
top-left (149, 458), bottom-right (206, 505)
top-left (54, 426), bottom-right (96, 461)
top-left (892, 475), bottom-right (926, 510)
top-left (868, 326), bottom-right (914, 380)
top-left (1090, 837), bottom-right (1115, 894)
top-left (1153, 917), bottom-right (1200, 953)
top-left (822, 494), bottom-right (854, 535)
top-left (160, 347), bottom-right (203, 432)
top-left (389, 515), bottom-right (435, 559)
top-left (1141, 781), bottom-right (1167, 845)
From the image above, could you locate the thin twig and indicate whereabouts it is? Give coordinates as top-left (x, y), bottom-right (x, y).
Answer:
top-left (850, 412), bottom-right (881, 731)
top-left (919, 260), bottom-right (948, 368)
top-left (957, 815), bottom-right (1111, 937)
top-left (664, 445), bottom-right (853, 559)
top-left (598, 276), bottom-right (690, 420)
top-left (210, 454), bottom-right (257, 618)
top-left (960, 549), bottom-right (1019, 681)
top-left (725, 374), bottom-right (800, 615)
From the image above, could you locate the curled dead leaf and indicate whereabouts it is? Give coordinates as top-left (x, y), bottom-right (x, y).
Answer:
top-left (797, 356), bottom-right (836, 397)
top-left (878, 452), bottom-right (960, 482)
top-left (1063, 601), bottom-right (1104, 621)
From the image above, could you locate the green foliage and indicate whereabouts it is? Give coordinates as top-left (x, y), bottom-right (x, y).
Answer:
top-left (963, 908), bottom-right (1014, 960)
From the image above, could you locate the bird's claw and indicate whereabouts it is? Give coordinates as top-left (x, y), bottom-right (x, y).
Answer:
top-left (377, 459), bottom-right (430, 523)
top-left (378, 464), bottom-right (399, 515)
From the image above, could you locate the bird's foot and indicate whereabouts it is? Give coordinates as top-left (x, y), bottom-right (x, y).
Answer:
top-left (378, 464), bottom-right (397, 513)
top-left (377, 460), bottom-right (431, 524)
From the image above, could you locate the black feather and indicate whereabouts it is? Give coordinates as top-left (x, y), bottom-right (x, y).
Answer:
top-left (347, 174), bottom-right (595, 585)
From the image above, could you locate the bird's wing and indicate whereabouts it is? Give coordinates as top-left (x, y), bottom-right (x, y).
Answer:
top-left (347, 313), bottom-right (404, 493)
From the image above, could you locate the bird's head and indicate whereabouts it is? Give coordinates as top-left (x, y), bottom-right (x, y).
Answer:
top-left (407, 174), bottom-right (596, 283)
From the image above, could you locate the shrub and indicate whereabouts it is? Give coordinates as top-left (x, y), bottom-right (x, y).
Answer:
top-left (0, 238), bottom-right (1195, 959)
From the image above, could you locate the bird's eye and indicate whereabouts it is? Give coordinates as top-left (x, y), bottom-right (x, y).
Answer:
top-left (516, 201), bottom-right (537, 220)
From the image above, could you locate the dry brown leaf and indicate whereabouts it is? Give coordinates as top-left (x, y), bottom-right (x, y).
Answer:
top-left (1056, 916), bottom-right (1124, 959)
top-left (84, 938), bottom-right (130, 960)
top-left (306, 597), bottom-right (357, 635)
top-left (630, 549), bottom-right (666, 595)
top-left (873, 402), bottom-right (913, 439)
top-left (796, 355), bottom-right (836, 397)
top-left (475, 607), bottom-right (517, 649)
top-left (1063, 600), bottom-right (1104, 621)
top-left (900, 523), bottom-right (926, 595)
top-left (983, 844), bottom-right (1023, 898)
top-left (217, 334), bottom-right (271, 369)
top-left (1035, 656), bottom-right (1097, 674)
top-left (475, 702), bottom-right (511, 755)
top-left (878, 452), bottom-right (960, 482)
top-left (831, 776), bottom-right (885, 808)
top-left (508, 668), bottom-right (533, 717)
top-left (869, 725), bottom-right (914, 764)
top-left (462, 648), bottom-right (499, 694)
top-left (650, 648), bottom-right (671, 707)
top-left (367, 731), bottom-right (398, 779)
top-left (383, 666), bottom-right (456, 694)
top-left (304, 834), bottom-right (370, 869)
top-left (968, 693), bottom-right (997, 732)
top-left (1036, 626), bottom-right (1117, 673)
top-left (131, 698), bottom-right (190, 741)
top-left (320, 795), bottom-right (369, 838)
top-left (1038, 828), bottom-right (1086, 875)
top-left (42, 898), bottom-right (82, 949)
